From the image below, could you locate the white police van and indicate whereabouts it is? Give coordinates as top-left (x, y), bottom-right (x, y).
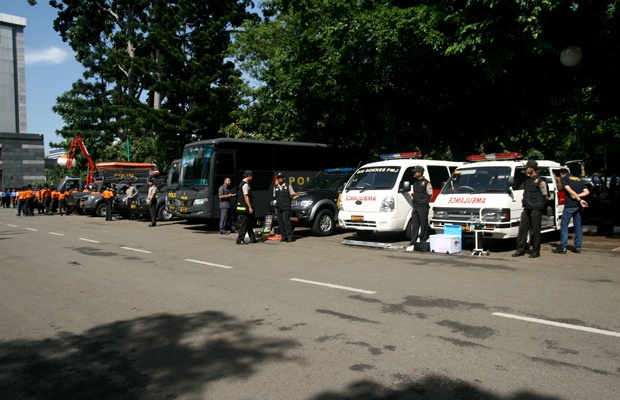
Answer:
top-left (338, 152), bottom-right (462, 240)
top-left (430, 153), bottom-right (568, 239)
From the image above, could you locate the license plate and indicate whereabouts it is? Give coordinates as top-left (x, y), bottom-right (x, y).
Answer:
top-left (180, 207), bottom-right (188, 213)
top-left (169, 205), bottom-right (175, 211)
top-left (463, 225), bottom-right (471, 232)
top-left (80, 202), bottom-right (84, 207)
top-left (180, 196), bottom-right (188, 200)
top-left (168, 192), bottom-right (176, 198)
top-left (131, 204), bottom-right (136, 209)
top-left (351, 215), bottom-right (364, 222)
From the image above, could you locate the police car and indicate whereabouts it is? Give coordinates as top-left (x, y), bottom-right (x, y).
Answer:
top-left (290, 168), bottom-right (356, 236)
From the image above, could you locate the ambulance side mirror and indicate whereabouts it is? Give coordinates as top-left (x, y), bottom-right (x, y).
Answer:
top-left (400, 181), bottom-right (411, 192)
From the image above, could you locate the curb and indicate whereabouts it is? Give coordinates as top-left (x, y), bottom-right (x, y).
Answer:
top-left (583, 225), bottom-right (620, 234)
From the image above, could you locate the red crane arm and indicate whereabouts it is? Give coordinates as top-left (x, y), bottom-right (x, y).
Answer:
top-left (64, 136), bottom-right (96, 186)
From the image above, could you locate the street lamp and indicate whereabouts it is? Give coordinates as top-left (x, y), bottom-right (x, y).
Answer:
top-left (560, 46), bottom-right (583, 160)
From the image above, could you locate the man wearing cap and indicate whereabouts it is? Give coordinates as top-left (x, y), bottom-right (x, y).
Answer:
top-left (513, 159), bottom-right (548, 258)
top-left (236, 170), bottom-right (257, 244)
top-left (408, 165), bottom-right (433, 246)
top-left (553, 168), bottom-right (589, 254)
top-left (273, 173), bottom-right (296, 242)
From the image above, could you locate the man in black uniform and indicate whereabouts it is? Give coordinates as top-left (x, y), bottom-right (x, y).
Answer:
top-left (273, 172), bottom-right (296, 242)
top-left (218, 177), bottom-right (236, 234)
top-left (236, 171), bottom-right (257, 245)
top-left (513, 159), bottom-right (548, 258)
top-left (408, 165), bottom-right (433, 247)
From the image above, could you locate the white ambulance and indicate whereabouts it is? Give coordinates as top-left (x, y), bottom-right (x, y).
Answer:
top-left (430, 153), bottom-right (568, 239)
top-left (338, 152), bottom-right (462, 240)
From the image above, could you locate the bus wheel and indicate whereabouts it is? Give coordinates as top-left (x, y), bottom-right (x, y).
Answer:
top-left (312, 210), bottom-right (335, 236)
top-left (356, 230), bottom-right (373, 240)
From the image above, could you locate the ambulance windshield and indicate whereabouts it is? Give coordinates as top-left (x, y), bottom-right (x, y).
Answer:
top-left (345, 166), bottom-right (401, 191)
top-left (441, 166), bottom-right (512, 194)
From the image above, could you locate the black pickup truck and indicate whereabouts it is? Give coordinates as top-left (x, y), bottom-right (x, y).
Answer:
top-left (290, 168), bottom-right (355, 236)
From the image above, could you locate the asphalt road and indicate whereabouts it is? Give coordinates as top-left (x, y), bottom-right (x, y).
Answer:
top-left (1, 208), bottom-right (619, 400)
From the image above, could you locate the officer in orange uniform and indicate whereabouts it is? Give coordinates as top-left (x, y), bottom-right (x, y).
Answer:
top-left (23, 185), bottom-right (35, 216)
top-left (16, 188), bottom-right (25, 216)
top-left (43, 185), bottom-right (52, 214)
top-left (58, 188), bottom-right (68, 216)
top-left (51, 188), bottom-right (60, 214)
top-left (102, 185), bottom-right (115, 221)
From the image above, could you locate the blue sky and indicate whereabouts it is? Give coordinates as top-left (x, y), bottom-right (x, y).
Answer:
top-left (2, 1), bottom-right (84, 155)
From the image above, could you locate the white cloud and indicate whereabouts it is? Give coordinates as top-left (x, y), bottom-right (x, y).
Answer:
top-left (25, 46), bottom-right (68, 65)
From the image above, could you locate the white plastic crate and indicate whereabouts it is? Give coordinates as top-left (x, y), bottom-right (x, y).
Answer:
top-left (430, 234), bottom-right (461, 254)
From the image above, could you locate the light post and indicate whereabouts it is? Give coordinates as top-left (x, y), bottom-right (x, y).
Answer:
top-left (112, 136), bottom-right (131, 162)
top-left (560, 46), bottom-right (583, 160)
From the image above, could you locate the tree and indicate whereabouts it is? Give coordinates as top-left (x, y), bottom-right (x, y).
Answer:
top-left (231, 0), bottom-right (620, 170)
top-left (31, 0), bottom-right (254, 170)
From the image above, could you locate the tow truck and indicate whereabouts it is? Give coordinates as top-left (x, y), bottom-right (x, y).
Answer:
top-left (56, 136), bottom-right (96, 213)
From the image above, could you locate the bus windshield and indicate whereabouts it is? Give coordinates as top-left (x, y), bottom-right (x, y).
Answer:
top-left (345, 166), bottom-right (401, 191)
top-left (179, 144), bottom-right (213, 187)
top-left (441, 166), bottom-right (512, 194)
top-left (167, 161), bottom-right (180, 186)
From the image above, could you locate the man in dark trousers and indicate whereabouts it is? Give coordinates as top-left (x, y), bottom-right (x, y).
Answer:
top-left (146, 178), bottom-right (158, 227)
top-left (513, 159), bottom-right (548, 258)
top-left (273, 172), bottom-right (296, 242)
top-left (553, 168), bottom-right (589, 254)
top-left (218, 177), bottom-right (236, 234)
top-left (408, 165), bottom-right (433, 247)
top-left (236, 170), bottom-right (257, 245)
top-left (102, 185), bottom-right (115, 221)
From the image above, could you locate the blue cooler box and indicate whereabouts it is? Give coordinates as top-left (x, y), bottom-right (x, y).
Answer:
top-left (443, 224), bottom-right (462, 251)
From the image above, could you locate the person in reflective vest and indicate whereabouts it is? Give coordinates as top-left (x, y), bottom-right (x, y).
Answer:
top-left (236, 170), bottom-right (257, 245)
top-left (513, 159), bottom-right (548, 258)
top-left (273, 172), bottom-right (296, 242)
top-left (408, 165), bottom-right (433, 246)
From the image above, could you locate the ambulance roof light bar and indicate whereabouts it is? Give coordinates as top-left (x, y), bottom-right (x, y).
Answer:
top-left (466, 152), bottom-right (523, 162)
top-left (380, 152), bottom-right (423, 160)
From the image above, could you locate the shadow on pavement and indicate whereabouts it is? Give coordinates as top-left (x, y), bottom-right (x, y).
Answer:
top-left (0, 310), bottom-right (298, 399)
top-left (310, 377), bottom-right (563, 400)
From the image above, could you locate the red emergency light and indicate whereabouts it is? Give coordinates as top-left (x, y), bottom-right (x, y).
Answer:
top-left (466, 152), bottom-right (523, 162)
top-left (380, 152), bottom-right (423, 160)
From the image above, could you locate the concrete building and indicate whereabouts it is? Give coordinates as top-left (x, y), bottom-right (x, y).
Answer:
top-left (0, 12), bottom-right (46, 188)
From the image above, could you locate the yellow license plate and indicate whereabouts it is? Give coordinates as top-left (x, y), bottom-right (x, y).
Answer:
top-left (168, 192), bottom-right (176, 198)
top-left (131, 204), bottom-right (136, 209)
top-left (463, 225), bottom-right (471, 232)
top-left (180, 196), bottom-right (188, 200)
top-left (180, 207), bottom-right (188, 213)
top-left (169, 205), bottom-right (175, 211)
top-left (80, 202), bottom-right (84, 207)
top-left (351, 215), bottom-right (364, 222)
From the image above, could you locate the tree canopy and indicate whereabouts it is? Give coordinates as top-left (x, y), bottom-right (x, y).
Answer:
top-left (29, 0), bottom-right (620, 175)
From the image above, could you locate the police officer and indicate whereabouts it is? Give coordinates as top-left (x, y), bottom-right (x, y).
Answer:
top-left (102, 185), bottom-right (115, 221)
top-left (236, 170), bottom-right (257, 245)
top-left (273, 172), bottom-right (296, 242)
top-left (513, 159), bottom-right (548, 258)
top-left (408, 165), bottom-right (433, 247)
